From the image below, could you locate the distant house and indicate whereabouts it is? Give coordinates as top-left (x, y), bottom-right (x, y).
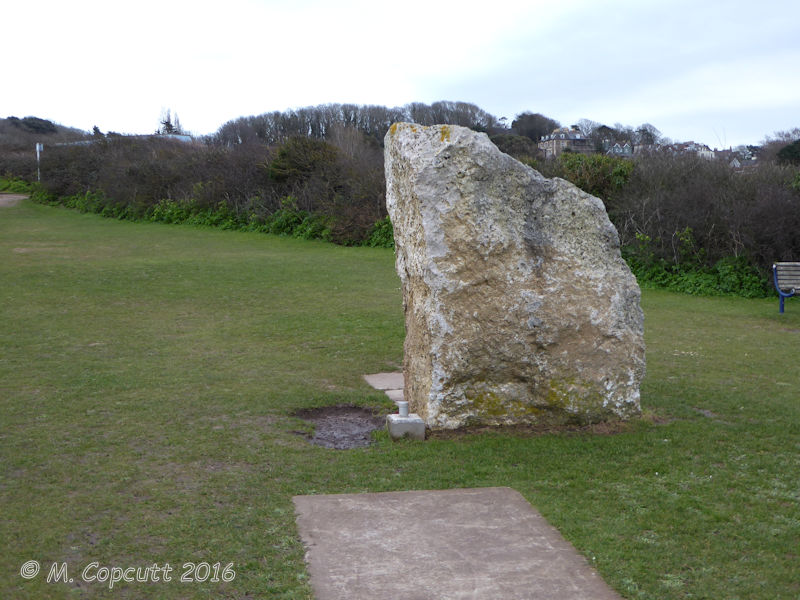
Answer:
top-left (604, 140), bottom-right (633, 157)
top-left (657, 141), bottom-right (714, 158)
top-left (683, 142), bottom-right (713, 159)
top-left (696, 147), bottom-right (714, 160)
top-left (713, 147), bottom-right (758, 170)
top-left (538, 127), bottom-right (593, 158)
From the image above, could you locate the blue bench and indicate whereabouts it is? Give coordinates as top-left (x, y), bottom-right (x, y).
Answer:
top-left (773, 262), bottom-right (800, 313)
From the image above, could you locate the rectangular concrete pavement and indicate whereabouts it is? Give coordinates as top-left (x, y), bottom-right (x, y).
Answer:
top-left (293, 487), bottom-right (623, 599)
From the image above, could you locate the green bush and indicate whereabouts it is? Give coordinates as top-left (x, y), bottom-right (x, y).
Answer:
top-left (713, 256), bottom-right (771, 298)
top-left (263, 206), bottom-right (331, 241)
top-left (148, 198), bottom-right (195, 224)
top-left (29, 185), bottom-right (56, 205)
top-left (552, 153), bottom-right (633, 200)
top-left (790, 172), bottom-right (800, 192)
top-left (266, 207), bottom-right (306, 235)
top-left (292, 213), bottom-right (331, 241)
top-left (63, 191), bottom-right (104, 213)
top-left (364, 216), bottom-right (394, 248)
top-left (623, 234), bottom-right (769, 298)
top-left (776, 139), bottom-right (800, 166)
top-left (0, 176), bottom-right (34, 193)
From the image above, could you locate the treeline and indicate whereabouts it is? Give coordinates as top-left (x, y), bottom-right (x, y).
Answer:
top-left (23, 134), bottom-right (386, 244)
top-left (0, 116), bottom-right (89, 156)
top-left (536, 153), bottom-right (800, 296)
top-left (0, 102), bottom-right (502, 245)
top-left (212, 100), bottom-right (501, 147)
top-left (2, 104), bottom-right (800, 297)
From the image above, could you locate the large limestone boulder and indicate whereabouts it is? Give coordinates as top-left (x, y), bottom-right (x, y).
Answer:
top-left (385, 123), bottom-right (645, 429)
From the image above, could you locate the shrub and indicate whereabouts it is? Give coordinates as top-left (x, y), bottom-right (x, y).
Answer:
top-left (777, 139), bottom-right (800, 166)
top-left (291, 213), bottom-right (332, 241)
top-left (612, 155), bottom-right (800, 276)
top-left (490, 134), bottom-right (540, 162)
top-left (0, 176), bottom-right (34, 193)
top-left (63, 191), bottom-right (104, 213)
top-left (148, 199), bottom-right (194, 224)
top-left (622, 234), bottom-right (769, 298)
top-left (713, 256), bottom-right (771, 298)
top-left (539, 153), bottom-right (633, 202)
top-left (364, 216), bottom-right (394, 248)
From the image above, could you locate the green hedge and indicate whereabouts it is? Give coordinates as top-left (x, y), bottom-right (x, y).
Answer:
top-left (6, 176), bottom-right (772, 297)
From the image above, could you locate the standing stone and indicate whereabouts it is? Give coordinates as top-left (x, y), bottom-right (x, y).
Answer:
top-left (385, 123), bottom-right (645, 429)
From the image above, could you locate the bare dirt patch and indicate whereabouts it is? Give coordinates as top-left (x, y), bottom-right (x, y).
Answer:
top-left (294, 406), bottom-right (385, 449)
top-left (0, 193), bottom-right (27, 207)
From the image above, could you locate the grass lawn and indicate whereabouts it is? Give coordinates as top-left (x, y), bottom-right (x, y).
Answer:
top-left (2, 199), bottom-right (798, 599)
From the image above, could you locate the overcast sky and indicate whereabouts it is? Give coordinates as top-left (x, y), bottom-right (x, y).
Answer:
top-left (5, 0), bottom-right (799, 148)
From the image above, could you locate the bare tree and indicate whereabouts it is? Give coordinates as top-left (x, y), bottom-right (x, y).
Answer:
top-left (575, 118), bottom-right (600, 137)
top-left (760, 128), bottom-right (800, 162)
top-left (634, 123), bottom-right (662, 146)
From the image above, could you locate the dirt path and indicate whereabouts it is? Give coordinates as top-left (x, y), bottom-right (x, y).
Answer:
top-left (0, 194), bottom-right (27, 207)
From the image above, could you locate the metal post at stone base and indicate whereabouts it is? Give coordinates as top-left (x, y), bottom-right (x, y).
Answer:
top-left (36, 143), bottom-right (43, 182)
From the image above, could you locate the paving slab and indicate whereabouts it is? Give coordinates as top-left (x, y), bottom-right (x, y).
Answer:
top-left (0, 193), bottom-right (26, 207)
top-left (384, 388), bottom-right (405, 402)
top-left (363, 372), bottom-right (404, 391)
top-left (293, 487), bottom-right (622, 600)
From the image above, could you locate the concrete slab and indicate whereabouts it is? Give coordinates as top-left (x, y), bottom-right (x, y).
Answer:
top-left (363, 372), bottom-right (404, 391)
top-left (0, 194), bottom-right (26, 207)
top-left (386, 413), bottom-right (425, 440)
top-left (293, 487), bottom-right (622, 600)
top-left (384, 388), bottom-right (404, 402)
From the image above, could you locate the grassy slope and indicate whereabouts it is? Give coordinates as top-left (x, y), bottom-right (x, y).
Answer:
top-left (1, 200), bottom-right (798, 599)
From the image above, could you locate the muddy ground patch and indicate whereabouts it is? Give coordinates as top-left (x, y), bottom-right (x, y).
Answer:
top-left (293, 406), bottom-right (385, 449)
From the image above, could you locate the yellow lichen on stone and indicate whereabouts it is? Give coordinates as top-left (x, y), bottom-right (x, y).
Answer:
top-left (467, 390), bottom-right (507, 417)
top-left (440, 125), bottom-right (451, 142)
top-left (390, 123), bottom-right (398, 136)
top-left (545, 380), bottom-right (571, 409)
top-left (463, 386), bottom-right (543, 421)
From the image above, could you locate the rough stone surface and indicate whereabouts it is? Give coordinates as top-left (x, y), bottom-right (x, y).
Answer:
top-left (385, 123), bottom-right (645, 429)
